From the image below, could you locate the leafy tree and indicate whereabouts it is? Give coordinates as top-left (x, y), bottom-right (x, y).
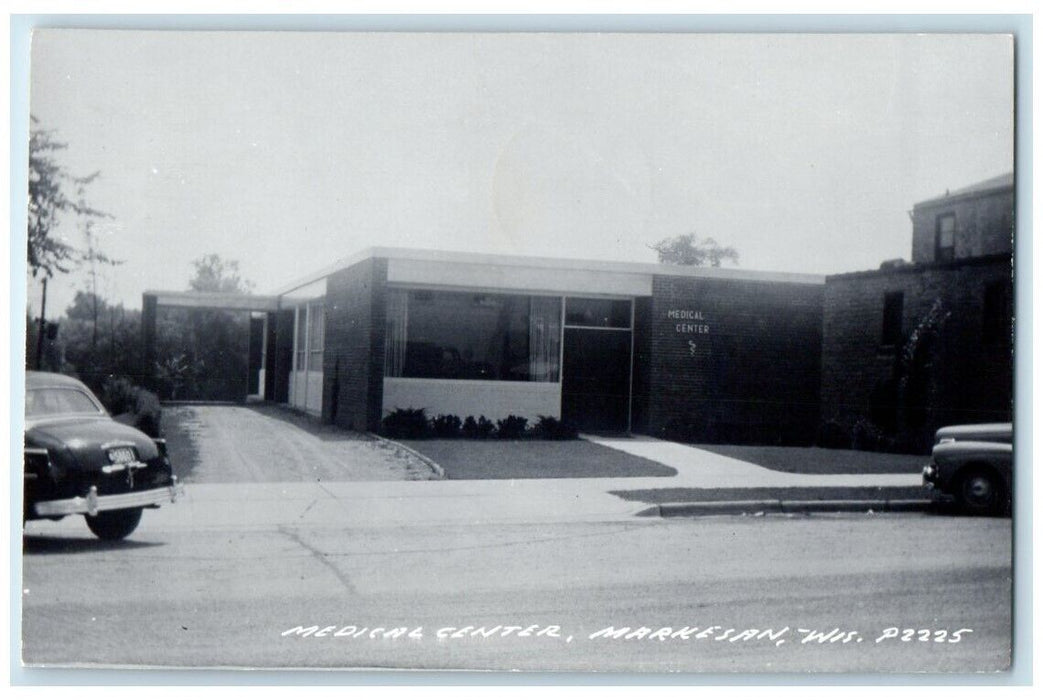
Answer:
top-left (27, 116), bottom-right (113, 278)
top-left (189, 254), bottom-right (254, 294)
top-left (57, 291), bottom-right (143, 393)
top-left (650, 233), bottom-right (739, 267)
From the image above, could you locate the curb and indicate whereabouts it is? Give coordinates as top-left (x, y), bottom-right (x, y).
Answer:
top-left (637, 498), bottom-right (934, 518)
top-left (367, 433), bottom-right (446, 480)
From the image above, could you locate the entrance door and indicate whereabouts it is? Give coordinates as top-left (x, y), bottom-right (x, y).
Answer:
top-left (561, 298), bottom-right (633, 433)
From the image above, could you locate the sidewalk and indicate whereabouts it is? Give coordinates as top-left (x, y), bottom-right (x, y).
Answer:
top-left (22, 435), bottom-right (933, 540)
top-left (581, 434), bottom-right (924, 489)
top-left (581, 434), bottom-right (930, 517)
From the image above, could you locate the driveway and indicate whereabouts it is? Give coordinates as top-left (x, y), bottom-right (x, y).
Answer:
top-left (161, 404), bottom-right (439, 483)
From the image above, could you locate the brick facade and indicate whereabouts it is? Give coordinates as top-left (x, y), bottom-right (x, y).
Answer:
top-left (637, 275), bottom-right (823, 445)
top-left (321, 258), bottom-right (388, 432)
top-left (821, 254), bottom-right (1013, 451)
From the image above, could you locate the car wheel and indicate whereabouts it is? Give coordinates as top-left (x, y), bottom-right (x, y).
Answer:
top-left (85, 508), bottom-right (143, 540)
top-left (957, 467), bottom-right (1006, 516)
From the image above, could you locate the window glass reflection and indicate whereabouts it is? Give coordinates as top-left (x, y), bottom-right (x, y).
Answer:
top-left (565, 298), bottom-right (631, 328)
top-left (385, 290), bottom-right (561, 382)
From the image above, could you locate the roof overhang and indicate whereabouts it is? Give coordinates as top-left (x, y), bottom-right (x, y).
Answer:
top-left (271, 246), bottom-right (825, 295)
top-left (143, 291), bottom-right (281, 312)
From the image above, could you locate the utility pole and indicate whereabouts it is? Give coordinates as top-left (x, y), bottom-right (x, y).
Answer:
top-left (35, 277), bottom-right (48, 371)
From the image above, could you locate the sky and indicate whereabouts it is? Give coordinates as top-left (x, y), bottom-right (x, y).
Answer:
top-left (24, 30), bottom-right (1014, 315)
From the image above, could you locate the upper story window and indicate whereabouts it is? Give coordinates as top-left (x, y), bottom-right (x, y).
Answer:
top-left (936, 213), bottom-right (956, 262)
top-left (881, 291), bottom-right (904, 348)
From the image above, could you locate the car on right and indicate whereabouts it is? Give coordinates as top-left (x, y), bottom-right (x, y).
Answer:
top-left (922, 422), bottom-right (1012, 516)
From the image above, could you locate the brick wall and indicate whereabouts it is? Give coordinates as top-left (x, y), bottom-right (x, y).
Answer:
top-left (322, 258), bottom-right (388, 432)
top-left (642, 275), bottom-right (824, 445)
top-left (821, 255), bottom-right (1013, 451)
top-left (911, 188), bottom-right (1014, 264)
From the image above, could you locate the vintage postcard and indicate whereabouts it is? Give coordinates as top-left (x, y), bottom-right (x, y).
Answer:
top-left (18, 25), bottom-right (1017, 675)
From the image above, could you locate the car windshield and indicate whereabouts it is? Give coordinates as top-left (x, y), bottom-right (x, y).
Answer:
top-left (26, 387), bottom-right (105, 418)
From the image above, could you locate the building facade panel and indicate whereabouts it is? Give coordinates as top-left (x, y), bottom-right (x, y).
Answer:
top-left (386, 257), bottom-right (653, 296)
top-left (644, 275), bottom-right (824, 445)
top-left (321, 257), bottom-right (388, 432)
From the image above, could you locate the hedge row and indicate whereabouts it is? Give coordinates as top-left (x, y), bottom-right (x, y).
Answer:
top-left (381, 408), bottom-right (578, 441)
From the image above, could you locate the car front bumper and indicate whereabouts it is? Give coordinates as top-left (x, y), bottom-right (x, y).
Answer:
top-left (32, 477), bottom-right (183, 517)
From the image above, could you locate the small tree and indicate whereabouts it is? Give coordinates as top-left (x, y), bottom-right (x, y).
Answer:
top-left (650, 233), bottom-right (739, 267)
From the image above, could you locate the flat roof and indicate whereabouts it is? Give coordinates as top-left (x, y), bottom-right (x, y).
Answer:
top-left (914, 172), bottom-right (1014, 209)
top-left (274, 246), bottom-right (825, 296)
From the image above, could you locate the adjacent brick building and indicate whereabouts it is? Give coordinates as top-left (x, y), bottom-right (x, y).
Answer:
top-left (820, 173), bottom-right (1014, 451)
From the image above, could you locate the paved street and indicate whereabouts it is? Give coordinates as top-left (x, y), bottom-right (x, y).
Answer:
top-left (19, 407), bottom-right (1012, 674)
top-left (21, 495), bottom-right (1012, 673)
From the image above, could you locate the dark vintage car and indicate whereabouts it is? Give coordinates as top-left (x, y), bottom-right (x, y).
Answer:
top-left (922, 423), bottom-right (1012, 516)
top-left (24, 371), bottom-right (181, 539)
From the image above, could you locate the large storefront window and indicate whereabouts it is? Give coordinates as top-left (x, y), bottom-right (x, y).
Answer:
top-left (385, 289), bottom-right (561, 382)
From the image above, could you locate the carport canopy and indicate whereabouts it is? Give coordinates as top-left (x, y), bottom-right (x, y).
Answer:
top-left (143, 290), bottom-right (281, 312)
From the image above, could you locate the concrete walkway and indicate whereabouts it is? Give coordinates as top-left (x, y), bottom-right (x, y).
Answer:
top-left (582, 434), bottom-right (924, 489)
top-left (150, 435), bottom-right (922, 530)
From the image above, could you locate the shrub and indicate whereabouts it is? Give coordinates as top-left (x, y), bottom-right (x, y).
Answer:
top-left (851, 417), bottom-right (893, 452)
top-left (132, 389), bottom-right (163, 438)
top-left (533, 415), bottom-right (578, 440)
top-left (477, 416), bottom-right (496, 439)
top-left (431, 414), bottom-right (462, 438)
top-left (100, 375), bottom-right (163, 437)
top-left (381, 407), bottom-right (431, 439)
top-left (462, 415), bottom-right (495, 439)
top-left (100, 376), bottom-right (137, 416)
top-left (496, 415), bottom-right (529, 440)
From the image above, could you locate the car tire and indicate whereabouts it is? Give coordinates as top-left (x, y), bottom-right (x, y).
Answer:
top-left (957, 466), bottom-right (1007, 516)
top-left (85, 508), bottom-right (143, 540)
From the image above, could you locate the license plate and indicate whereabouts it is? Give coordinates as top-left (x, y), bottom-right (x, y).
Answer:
top-left (107, 446), bottom-right (136, 464)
